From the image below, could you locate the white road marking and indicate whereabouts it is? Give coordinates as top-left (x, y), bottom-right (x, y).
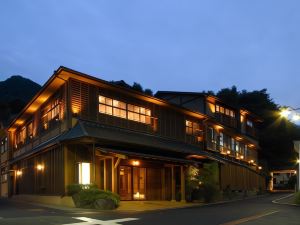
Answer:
top-left (61, 216), bottom-right (139, 225)
top-left (272, 193), bottom-right (295, 204)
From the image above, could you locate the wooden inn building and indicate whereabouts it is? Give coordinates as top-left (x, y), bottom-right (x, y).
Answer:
top-left (1, 66), bottom-right (265, 201)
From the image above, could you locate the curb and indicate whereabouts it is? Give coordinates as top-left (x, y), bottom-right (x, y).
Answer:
top-left (115, 194), bottom-right (271, 214)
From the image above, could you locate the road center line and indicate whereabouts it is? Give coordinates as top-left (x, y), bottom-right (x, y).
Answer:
top-left (219, 210), bottom-right (279, 225)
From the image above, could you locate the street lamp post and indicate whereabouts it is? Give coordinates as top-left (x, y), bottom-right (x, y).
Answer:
top-left (293, 141), bottom-right (300, 192)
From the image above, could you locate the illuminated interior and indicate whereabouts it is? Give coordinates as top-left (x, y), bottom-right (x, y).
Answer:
top-left (78, 162), bottom-right (91, 185)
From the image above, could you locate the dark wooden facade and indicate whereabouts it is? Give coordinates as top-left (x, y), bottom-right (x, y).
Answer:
top-left (6, 67), bottom-right (266, 200)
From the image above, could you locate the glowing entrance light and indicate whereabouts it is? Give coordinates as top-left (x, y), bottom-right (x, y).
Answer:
top-left (132, 160), bottom-right (140, 166)
top-left (78, 162), bottom-right (90, 185)
top-left (133, 191), bottom-right (145, 200)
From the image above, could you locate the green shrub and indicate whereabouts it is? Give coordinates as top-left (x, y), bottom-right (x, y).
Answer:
top-left (68, 184), bottom-right (120, 209)
top-left (294, 192), bottom-right (300, 205)
top-left (185, 163), bottom-right (221, 203)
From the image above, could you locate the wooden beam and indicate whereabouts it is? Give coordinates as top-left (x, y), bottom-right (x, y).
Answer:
top-left (114, 158), bottom-right (121, 169)
top-left (162, 168), bottom-right (166, 200)
top-left (180, 166), bottom-right (186, 202)
top-left (171, 165), bottom-right (176, 202)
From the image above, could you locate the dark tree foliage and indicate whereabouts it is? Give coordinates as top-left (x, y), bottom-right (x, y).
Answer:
top-left (132, 82), bottom-right (143, 92)
top-left (144, 88), bottom-right (153, 96)
top-left (216, 86), bottom-right (300, 170)
top-left (110, 80), bottom-right (153, 96)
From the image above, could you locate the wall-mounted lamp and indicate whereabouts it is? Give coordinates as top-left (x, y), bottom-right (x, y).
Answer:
top-left (36, 164), bottom-right (44, 171)
top-left (258, 166), bottom-right (262, 170)
top-left (226, 150), bottom-right (231, 155)
top-left (16, 170), bottom-right (22, 176)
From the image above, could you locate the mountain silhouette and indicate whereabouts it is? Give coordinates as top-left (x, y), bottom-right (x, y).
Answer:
top-left (0, 75), bottom-right (41, 127)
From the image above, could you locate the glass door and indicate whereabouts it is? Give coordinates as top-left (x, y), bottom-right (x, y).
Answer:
top-left (119, 166), bottom-right (147, 200)
top-left (119, 166), bottom-right (132, 200)
top-left (133, 167), bottom-right (146, 200)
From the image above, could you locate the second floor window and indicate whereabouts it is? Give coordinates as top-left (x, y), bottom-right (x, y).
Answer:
top-left (246, 120), bottom-right (253, 127)
top-left (216, 105), bottom-right (235, 118)
top-left (207, 127), bottom-right (215, 142)
top-left (16, 127), bottom-right (26, 146)
top-left (185, 120), bottom-right (201, 135)
top-left (41, 99), bottom-right (60, 131)
top-left (27, 122), bottom-right (33, 139)
top-left (0, 138), bottom-right (8, 154)
top-left (99, 95), bottom-right (152, 125)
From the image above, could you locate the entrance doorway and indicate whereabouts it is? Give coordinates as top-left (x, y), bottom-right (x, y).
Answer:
top-left (119, 166), bottom-right (146, 200)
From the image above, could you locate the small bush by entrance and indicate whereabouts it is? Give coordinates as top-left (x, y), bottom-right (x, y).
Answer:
top-left (186, 162), bottom-right (221, 203)
top-left (66, 184), bottom-right (120, 210)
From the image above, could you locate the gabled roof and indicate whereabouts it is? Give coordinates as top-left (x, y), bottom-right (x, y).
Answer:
top-left (8, 66), bottom-right (207, 132)
top-left (155, 90), bottom-right (263, 122)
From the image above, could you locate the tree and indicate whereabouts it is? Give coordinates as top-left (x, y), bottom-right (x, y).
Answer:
top-left (132, 82), bottom-right (143, 92)
top-left (144, 88), bottom-right (153, 96)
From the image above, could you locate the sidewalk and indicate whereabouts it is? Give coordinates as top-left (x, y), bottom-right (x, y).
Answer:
top-left (116, 201), bottom-right (202, 212)
top-left (8, 194), bottom-right (269, 213)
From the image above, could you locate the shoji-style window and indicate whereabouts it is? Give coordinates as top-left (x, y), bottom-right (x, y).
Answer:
top-left (99, 95), bottom-right (151, 125)
top-left (41, 98), bottom-right (60, 131)
top-left (127, 104), bottom-right (151, 124)
top-left (216, 104), bottom-right (235, 118)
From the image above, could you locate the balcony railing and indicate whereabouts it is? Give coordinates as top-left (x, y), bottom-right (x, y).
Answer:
top-left (246, 126), bottom-right (258, 138)
top-left (214, 113), bottom-right (237, 128)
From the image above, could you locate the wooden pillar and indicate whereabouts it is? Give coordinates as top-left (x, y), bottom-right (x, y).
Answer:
top-left (92, 143), bottom-right (96, 184)
top-left (180, 165), bottom-right (186, 202)
top-left (111, 157), bottom-right (117, 193)
top-left (103, 159), bottom-right (107, 190)
top-left (171, 165), bottom-right (176, 202)
top-left (161, 168), bottom-right (166, 200)
top-left (63, 145), bottom-right (69, 193)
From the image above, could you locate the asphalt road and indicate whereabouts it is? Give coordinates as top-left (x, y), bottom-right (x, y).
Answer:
top-left (0, 194), bottom-right (299, 225)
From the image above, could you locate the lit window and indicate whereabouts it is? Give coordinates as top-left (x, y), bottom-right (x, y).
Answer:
top-left (99, 95), bottom-right (152, 125)
top-left (219, 132), bottom-right (224, 147)
top-left (235, 141), bottom-right (239, 152)
top-left (41, 98), bottom-right (60, 131)
top-left (247, 120), bottom-right (253, 127)
top-left (27, 122), bottom-right (33, 139)
top-left (78, 162), bottom-right (90, 185)
top-left (185, 120), bottom-right (202, 140)
top-left (208, 127), bottom-right (215, 142)
top-left (220, 107), bottom-right (224, 114)
top-left (215, 104), bottom-right (235, 118)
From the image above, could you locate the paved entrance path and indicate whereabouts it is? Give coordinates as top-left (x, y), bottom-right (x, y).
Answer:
top-left (0, 193), bottom-right (299, 225)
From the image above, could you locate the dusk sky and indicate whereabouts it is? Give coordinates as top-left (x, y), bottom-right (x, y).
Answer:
top-left (1, 1), bottom-right (300, 108)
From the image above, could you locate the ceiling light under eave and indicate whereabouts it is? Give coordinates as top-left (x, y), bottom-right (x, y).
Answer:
top-left (15, 120), bottom-right (25, 126)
